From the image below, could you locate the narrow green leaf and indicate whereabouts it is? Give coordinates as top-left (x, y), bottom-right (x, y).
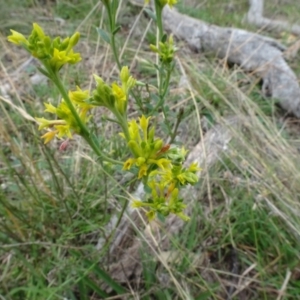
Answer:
top-left (161, 33), bottom-right (167, 43)
top-left (144, 8), bottom-right (157, 21)
top-left (70, 250), bottom-right (126, 295)
top-left (97, 28), bottom-right (110, 44)
top-left (88, 260), bottom-right (126, 294)
top-left (77, 279), bottom-right (89, 300)
top-left (113, 26), bottom-right (121, 35)
top-left (81, 277), bottom-right (109, 298)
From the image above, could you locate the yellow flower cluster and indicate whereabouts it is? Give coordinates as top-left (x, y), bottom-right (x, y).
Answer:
top-left (8, 23), bottom-right (81, 73)
top-left (122, 115), bottom-right (201, 220)
top-left (122, 115), bottom-right (171, 178)
top-left (92, 66), bottom-right (136, 116)
top-left (35, 66), bottom-right (136, 144)
top-left (132, 159), bottom-right (201, 220)
top-left (132, 181), bottom-right (189, 221)
top-left (150, 35), bottom-right (177, 64)
top-left (36, 87), bottom-right (93, 144)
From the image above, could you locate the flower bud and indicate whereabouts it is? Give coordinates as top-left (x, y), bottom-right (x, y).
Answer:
top-left (128, 140), bottom-right (143, 157)
top-left (33, 23), bottom-right (45, 40)
top-left (183, 172), bottom-right (198, 184)
top-left (154, 139), bottom-right (163, 151)
top-left (148, 127), bottom-right (155, 141)
top-left (120, 66), bottom-right (130, 84)
top-left (139, 115), bottom-right (150, 134)
top-left (61, 37), bottom-right (70, 51)
top-left (136, 157), bottom-right (146, 166)
top-left (69, 32), bottom-right (80, 48)
top-left (112, 82), bottom-right (126, 114)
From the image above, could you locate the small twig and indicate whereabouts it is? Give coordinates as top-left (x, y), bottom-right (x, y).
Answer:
top-left (232, 263), bottom-right (257, 298)
top-left (276, 269), bottom-right (292, 300)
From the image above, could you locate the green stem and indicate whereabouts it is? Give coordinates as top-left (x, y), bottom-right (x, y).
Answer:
top-left (149, 64), bottom-right (173, 137)
top-left (162, 66), bottom-right (172, 98)
top-left (114, 110), bottom-right (130, 141)
top-left (150, 66), bottom-right (172, 113)
top-left (154, 1), bottom-right (164, 41)
top-left (105, 2), bottom-right (121, 70)
top-left (169, 107), bottom-right (184, 144)
top-left (51, 73), bottom-right (123, 166)
top-left (161, 105), bottom-right (173, 136)
top-left (111, 33), bottom-right (121, 70)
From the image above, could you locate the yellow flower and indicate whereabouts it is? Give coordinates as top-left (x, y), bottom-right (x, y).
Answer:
top-left (131, 200), bottom-right (144, 208)
top-left (112, 82), bottom-right (126, 114)
top-left (41, 130), bottom-right (57, 144)
top-left (78, 106), bottom-right (93, 124)
top-left (123, 158), bottom-right (135, 170)
top-left (50, 49), bottom-right (72, 71)
top-left (188, 162), bottom-right (201, 172)
top-left (44, 103), bottom-right (57, 114)
top-left (69, 86), bottom-right (89, 104)
top-left (35, 117), bottom-right (66, 130)
top-left (128, 120), bottom-right (141, 142)
top-left (68, 86), bottom-right (94, 119)
top-left (45, 37), bottom-right (81, 69)
top-left (38, 124), bottom-right (72, 144)
top-left (148, 158), bottom-right (171, 170)
top-left (138, 164), bottom-right (148, 178)
top-left (35, 117), bottom-right (52, 130)
top-left (65, 49), bottom-right (81, 64)
top-left (36, 95), bottom-right (92, 144)
top-left (55, 124), bottom-right (73, 139)
top-left (146, 210), bottom-right (156, 221)
top-left (7, 30), bottom-right (28, 46)
top-left (139, 115), bottom-right (150, 140)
